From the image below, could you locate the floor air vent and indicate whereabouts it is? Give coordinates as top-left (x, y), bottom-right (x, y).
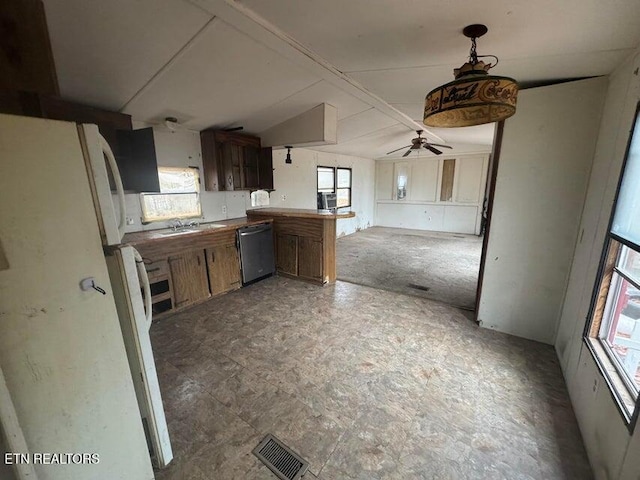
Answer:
top-left (253, 434), bottom-right (309, 480)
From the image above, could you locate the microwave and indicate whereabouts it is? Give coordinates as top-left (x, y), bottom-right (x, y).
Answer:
top-left (317, 192), bottom-right (337, 210)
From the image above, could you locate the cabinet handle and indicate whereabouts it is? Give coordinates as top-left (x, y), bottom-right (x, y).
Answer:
top-left (197, 255), bottom-right (201, 266)
top-left (146, 267), bottom-right (160, 273)
top-left (211, 250), bottom-right (215, 262)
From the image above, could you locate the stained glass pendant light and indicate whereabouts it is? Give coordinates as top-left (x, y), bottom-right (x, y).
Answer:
top-left (423, 24), bottom-right (518, 128)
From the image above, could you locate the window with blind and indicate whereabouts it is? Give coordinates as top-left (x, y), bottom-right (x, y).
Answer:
top-left (586, 102), bottom-right (640, 429)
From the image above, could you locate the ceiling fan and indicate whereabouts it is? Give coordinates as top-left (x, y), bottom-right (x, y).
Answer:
top-left (386, 130), bottom-right (453, 157)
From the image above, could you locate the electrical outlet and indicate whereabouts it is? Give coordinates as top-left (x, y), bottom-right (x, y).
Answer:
top-left (281, 194), bottom-right (287, 201)
top-left (222, 205), bottom-right (227, 215)
top-left (126, 217), bottom-right (135, 226)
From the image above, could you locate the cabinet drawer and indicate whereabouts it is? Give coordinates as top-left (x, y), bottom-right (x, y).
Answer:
top-left (145, 259), bottom-right (169, 280)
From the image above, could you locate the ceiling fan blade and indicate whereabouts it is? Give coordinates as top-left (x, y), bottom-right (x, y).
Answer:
top-left (386, 145), bottom-right (412, 155)
top-left (425, 145), bottom-right (443, 155)
top-left (402, 149), bottom-right (412, 157)
top-left (428, 143), bottom-right (453, 149)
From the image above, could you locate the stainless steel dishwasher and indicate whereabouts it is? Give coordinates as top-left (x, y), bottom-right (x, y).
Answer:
top-left (237, 223), bottom-right (276, 285)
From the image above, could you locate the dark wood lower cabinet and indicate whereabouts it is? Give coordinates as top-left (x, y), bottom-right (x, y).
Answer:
top-left (276, 234), bottom-right (298, 276)
top-left (247, 209), bottom-right (354, 285)
top-left (298, 237), bottom-right (323, 281)
top-left (133, 221), bottom-right (273, 318)
top-left (206, 244), bottom-right (241, 296)
top-left (168, 250), bottom-right (210, 309)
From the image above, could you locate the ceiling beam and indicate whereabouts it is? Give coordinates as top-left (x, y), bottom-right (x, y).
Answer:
top-left (188, 0), bottom-right (444, 143)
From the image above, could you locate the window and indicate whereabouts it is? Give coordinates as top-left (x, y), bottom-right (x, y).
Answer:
top-left (586, 102), bottom-right (640, 428)
top-left (140, 167), bottom-right (202, 222)
top-left (317, 166), bottom-right (352, 208)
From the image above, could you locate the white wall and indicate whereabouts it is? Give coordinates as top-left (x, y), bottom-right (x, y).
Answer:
top-left (555, 51), bottom-right (640, 480)
top-left (120, 123), bottom-right (249, 233)
top-left (374, 153), bottom-right (490, 234)
top-left (477, 77), bottom-right (608, 344)
top-left (263, 148), bottom-right (375, 237)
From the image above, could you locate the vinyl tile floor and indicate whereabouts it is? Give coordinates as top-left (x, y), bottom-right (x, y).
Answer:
top-left (151, 276), bottom-right (592, 480)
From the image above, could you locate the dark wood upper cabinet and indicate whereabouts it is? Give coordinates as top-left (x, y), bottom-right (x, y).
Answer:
top-left (258, 147), bottom-right (274, 190)
top-left (200, 130), bottom-right (273, 191)
top-left (116, 128), bottom-right (160, 193)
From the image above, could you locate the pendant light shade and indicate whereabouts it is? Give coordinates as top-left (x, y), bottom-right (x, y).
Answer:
top-left (423, 25), bottom-right (518, 128)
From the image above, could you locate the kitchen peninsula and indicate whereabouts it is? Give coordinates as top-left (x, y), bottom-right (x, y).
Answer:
top-left (247, 208), bottom-right (355, 285)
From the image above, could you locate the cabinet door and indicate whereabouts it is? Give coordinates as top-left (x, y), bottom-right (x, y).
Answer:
top-left (258, 147), bottom-right (273, 190)
top-left (298, 237), bottom-right (323, 281)
top-left (242, 146), bottom-right (260, 189)
top-left (168, 250), bottom-right (210, 309)
top-left (115, 127), bottom-right (160, 192)
top-left (220, 142), bottom-right (240, 191)
top-left (206, 244), bottom-right (241, 296)
top-left (201, 130), bottom-right (223, 191)
top-left (276, 234), bottom-right (298, 276)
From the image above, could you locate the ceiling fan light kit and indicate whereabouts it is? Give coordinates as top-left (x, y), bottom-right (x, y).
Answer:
top-left (423, 24), bottom-right (518, 128)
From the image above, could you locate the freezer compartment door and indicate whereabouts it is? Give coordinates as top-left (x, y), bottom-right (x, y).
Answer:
top-left (106, 246), bottom-right (173, 468)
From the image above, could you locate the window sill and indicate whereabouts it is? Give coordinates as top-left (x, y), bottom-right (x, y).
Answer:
top-left (585, 337), bottom-right (637, 431)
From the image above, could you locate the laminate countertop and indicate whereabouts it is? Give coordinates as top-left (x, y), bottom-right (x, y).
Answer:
top-left (247, 208), bottom-right (356, 220)
top-left (122, 217), bottom-right (273, 246)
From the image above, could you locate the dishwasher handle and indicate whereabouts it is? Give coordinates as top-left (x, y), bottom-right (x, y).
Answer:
top-left (239, 225), bottom-right (272, 236)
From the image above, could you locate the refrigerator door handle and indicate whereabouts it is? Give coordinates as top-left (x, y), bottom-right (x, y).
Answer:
top-left (133, 248), bottom-right (153, 329)
top-left (99, 134), bottom-right (127, 240)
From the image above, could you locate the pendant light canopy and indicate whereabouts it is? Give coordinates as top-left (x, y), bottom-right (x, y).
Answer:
top-left (423, 24), bottom-right (518, 128)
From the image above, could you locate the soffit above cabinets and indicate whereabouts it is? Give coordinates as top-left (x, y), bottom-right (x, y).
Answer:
top-left (43, 0), bottom-right (212, 110)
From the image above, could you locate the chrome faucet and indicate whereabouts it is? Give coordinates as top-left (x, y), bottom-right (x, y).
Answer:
top-left (168, 218), bottom-right (184, 231)
top-left (168, 218), bottom-right (199, 231)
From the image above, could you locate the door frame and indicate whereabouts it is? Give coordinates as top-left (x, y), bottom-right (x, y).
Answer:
top-left (474, 120), bottom-right (505, 320)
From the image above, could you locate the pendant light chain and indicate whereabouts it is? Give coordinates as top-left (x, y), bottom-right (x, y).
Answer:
top-left (469, 37), bottom-right (479, 65)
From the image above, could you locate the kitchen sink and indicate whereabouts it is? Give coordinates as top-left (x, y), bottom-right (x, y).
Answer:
top-left (199, 224), bottom-right (227, 229)
top-left (156, 224), bottom-right (227, 236)
top-left (157, 229), bottom-right (199, 236)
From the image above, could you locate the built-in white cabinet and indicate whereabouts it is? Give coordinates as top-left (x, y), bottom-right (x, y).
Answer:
top-left (374, 153), bottom-right (489, 234)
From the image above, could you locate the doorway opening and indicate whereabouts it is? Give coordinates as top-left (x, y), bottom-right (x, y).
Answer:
top-left (337, 123), bottom-right (502, 314)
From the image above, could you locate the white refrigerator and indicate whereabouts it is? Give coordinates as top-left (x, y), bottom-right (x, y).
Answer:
top-left (0, 113), bottom-right (172, 480)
